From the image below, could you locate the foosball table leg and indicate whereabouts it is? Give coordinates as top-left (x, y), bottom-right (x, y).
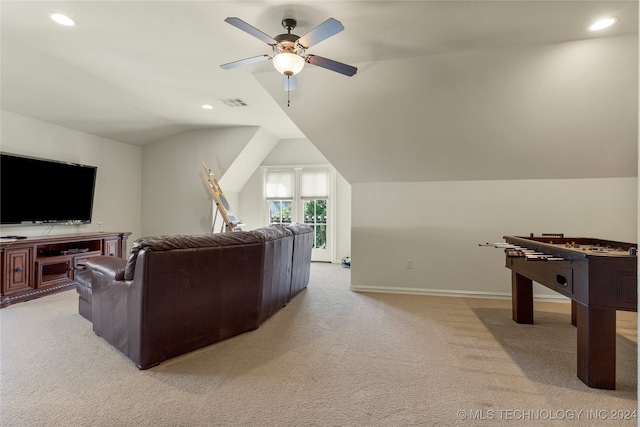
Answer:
top-left (512, 271), bottom-right (534, 324)
top-left (575, 302), bottom-right (617, 389)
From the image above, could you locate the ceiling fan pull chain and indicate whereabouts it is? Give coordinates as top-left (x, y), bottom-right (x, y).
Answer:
top-left (287, 74), bottom-right (291, 107)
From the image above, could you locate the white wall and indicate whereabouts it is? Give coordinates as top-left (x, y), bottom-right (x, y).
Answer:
top-left (275, 35), bottom-right (637, 184)
top-left (239, 138), bottom-right (352, 263)
top-left (141, 126), bottom-right (276, 236)
top-left (0, 114), bottom-right (351, 262)
top-left (259, 33), bottom-right (637, 297)
top-left (0, 110), bottom-right (142, 247)
top-left (351, 178), bottom-right (637, 299)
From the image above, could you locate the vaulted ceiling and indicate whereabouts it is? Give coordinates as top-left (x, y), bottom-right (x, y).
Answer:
top-left (2, 1), bottom-right (638, 183)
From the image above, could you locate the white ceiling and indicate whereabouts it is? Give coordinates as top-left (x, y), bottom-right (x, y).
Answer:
top-left (1, 1), bottom-right (638, 182)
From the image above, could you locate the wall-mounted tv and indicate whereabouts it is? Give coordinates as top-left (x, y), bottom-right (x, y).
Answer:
top-left (1, 153), bottom-right (97, 225)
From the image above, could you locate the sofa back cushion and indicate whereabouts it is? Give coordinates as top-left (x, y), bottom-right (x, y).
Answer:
top-left (131, 241), bottom-right (266, 368)
top-left (257, 227), bottom-right (294, 323)
top-left (286, 223), bottom-right (314, 299)
top-left (123, 231), bottom-right (273, 281)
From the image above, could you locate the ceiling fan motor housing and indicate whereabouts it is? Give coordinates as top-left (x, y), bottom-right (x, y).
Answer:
top-left (276, 39), bottom-right (304, 56)
top-left (274, 19), bottom-right (306, 55)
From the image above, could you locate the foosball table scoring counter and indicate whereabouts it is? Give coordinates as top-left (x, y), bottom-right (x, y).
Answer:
top-left (480, 233), bottom-right (637, 390)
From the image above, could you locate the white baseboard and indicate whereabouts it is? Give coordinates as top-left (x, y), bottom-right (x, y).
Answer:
top-left (349, 285), bottom-right (570, 303)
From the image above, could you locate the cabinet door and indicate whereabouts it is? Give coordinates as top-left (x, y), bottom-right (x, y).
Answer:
top-left (104, 239), bottom-right (119, 257)
top-left (4, 248), bottom-right (33, 294)
top-left (36, 257), bottom-right (73, 288)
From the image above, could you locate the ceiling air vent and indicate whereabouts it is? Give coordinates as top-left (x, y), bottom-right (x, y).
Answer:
top-left (220, 98), bottom-right (249, 107)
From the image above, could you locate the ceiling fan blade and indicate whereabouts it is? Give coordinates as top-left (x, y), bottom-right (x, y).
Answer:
top-left (283, 75), bottom-right (297, 91)
top-left (220, 55), bottom-right (272, 70)
top-left (224, 17), bottom-right (277, 45)
top-left (305, 55), bottom-right (357, 76)
top-left (297, 18), bottom-right (344, 49)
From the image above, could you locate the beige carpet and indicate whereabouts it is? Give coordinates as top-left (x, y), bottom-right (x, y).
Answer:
top-left (1, 263), bottom-right (637, 426)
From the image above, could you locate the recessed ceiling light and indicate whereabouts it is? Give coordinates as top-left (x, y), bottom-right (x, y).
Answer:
top-left (589, 17), bottom-right (617, 31)
top-left (201, 104), bottom-right (214, 110)
top-left (50, 13), bottom-right (77, 27)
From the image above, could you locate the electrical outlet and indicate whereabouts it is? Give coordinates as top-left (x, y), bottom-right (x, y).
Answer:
top-left (407, 259), bottom-right (413, 269)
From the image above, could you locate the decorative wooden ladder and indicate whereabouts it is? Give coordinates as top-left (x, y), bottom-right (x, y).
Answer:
top-left (201, 160), bottom-right (242, 233)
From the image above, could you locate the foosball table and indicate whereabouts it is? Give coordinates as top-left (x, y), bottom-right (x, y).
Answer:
top-left (481, 233), bottom-right (637, 389)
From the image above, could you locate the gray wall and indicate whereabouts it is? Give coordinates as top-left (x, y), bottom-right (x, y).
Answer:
top-left (0, 110), bottom-right (142, 248)
top-left (351, 178), bottom-right (636, 298)
top-left (0, 116), bottom-right (352, 262)
top-left (270, 35), bottom-right (637, 183)
top-left (256, 33), bottom-right (638, 298)
top-left (2, 33), bottom-right (636, 299)
top-left (239, 138), bottom-right (352, 263)
top-left (140, 126), bottom-right (278, 236)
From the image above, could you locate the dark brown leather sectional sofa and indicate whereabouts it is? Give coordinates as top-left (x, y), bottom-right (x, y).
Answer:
top-left (78, 224), bottom-right (313, 369)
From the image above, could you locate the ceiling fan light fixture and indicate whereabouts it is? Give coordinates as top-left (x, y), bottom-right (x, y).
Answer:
top-left (272, 53), bottom-right (305, 76)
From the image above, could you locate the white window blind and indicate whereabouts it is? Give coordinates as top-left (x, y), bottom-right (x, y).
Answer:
top-left (265, 171), bottom-right (293, 198)
top-left (300, 170), bottom-right (329, 198)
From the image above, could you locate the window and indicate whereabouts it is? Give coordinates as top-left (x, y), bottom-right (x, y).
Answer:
top-left (270, 200), bottom-right (292, 225)
top-left (263, 166), bottom-right (334, 262)
top-left (265, 171), bottom-right (293, 199)
top-left (265, 170), bottom-right (294, 225)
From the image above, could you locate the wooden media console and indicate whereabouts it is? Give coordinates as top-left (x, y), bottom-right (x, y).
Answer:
top-left (1, 232), bottom-right (130, 307)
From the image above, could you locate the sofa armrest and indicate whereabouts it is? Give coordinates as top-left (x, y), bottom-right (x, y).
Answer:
top-left (86, 256), bottom-right (127, 281)
top-left (86, 256), bottom-right (130, 351)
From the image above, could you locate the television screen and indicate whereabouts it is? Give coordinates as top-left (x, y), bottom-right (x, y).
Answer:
top-left (1, 153), bottom-right (97, 225)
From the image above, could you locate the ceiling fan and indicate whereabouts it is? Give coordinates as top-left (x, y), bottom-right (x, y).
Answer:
top-left (220, 17), bottom-right (357, 104)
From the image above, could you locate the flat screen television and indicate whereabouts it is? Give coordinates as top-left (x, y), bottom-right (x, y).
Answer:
top-left (1, 153), bottom-right (97, 225)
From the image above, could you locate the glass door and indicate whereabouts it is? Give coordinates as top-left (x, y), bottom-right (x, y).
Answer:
top-left (304, 199), bottom-right (331, 262)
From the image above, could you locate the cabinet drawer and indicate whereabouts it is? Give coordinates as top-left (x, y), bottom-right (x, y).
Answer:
top-left (4, 248), bottom-right (33, 294)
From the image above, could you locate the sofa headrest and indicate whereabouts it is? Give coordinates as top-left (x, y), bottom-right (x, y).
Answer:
top-left (134, 233), bottom-right (264, 252)
top-left (251, 224), bottom-right (293, 241)
top-left (286, 223), bottom-right (314, 235)
top-left (123, 226), bottom-right (293, 280)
